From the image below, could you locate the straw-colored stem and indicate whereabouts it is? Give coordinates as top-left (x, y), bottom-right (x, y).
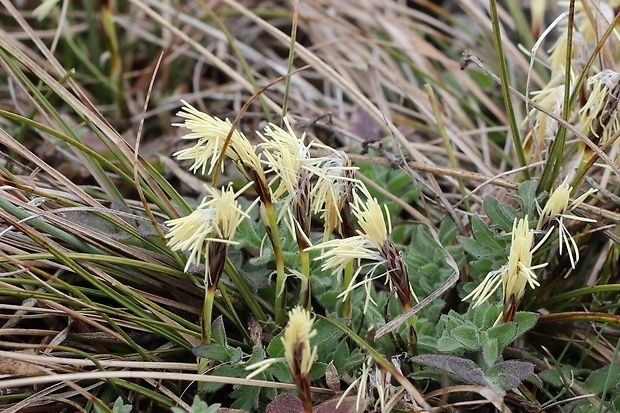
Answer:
top-left (426, 83), bottom-right (470, 212)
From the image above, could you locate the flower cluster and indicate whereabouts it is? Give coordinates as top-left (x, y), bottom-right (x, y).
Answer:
top-left (168, 101), bottom-right (369, 323)
top-left (165, 182), bottom-right (255, 281)
top-left (465, 178), bottom-right (597, 321)
top-left (173, 100), bottom-right (263, 180)
top-left (307, 185), bottom-right (416, 315)
top-left (464, 216), bottom-right (547, 322)
top-left (258, 119), bottom-right (318, 249)
top-left (311, 151), bottom-right (357, 240)
top-left (526, 2), bottom-right (620, 164)
top-left (246, 307), bottom-right (317, 412)
top-left (537, 178), bottom-right (597, 269)
top-left (578, 69), bottom-right (620, 146)
top-left (282, 306), bottom-right (318, 378)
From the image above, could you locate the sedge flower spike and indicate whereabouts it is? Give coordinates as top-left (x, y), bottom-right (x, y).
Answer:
top-left (464, 216), bottom-right (547, 322)
top-left (282, 306), bottom-right (317, 412)
top-left (164, 182), bottom-right (256, 280)
top-left (282, 306), bottom-right (318, 377)
top-left (306, 186), bottom-right (388, 313)
top-left (172, 100), bottom-right (263, 181)
top-left (579, 70), bottom-right (620, 146)
top-left (258, 119), bottom-right (328, 309)
top-left (537, 178), bottom-right (597, 269)
top-left (245, 307), bottom-right (317, 412)
top-left (307, 185), bottom-right (416, 314)
top-left (524, 85), bottom-right (564, 160)
top-left (171, 100), bottom-right (286, 324)
top-left (258, 119), bottom-right (318, 248)
top-left (311, 150), bottom-right (359, 240)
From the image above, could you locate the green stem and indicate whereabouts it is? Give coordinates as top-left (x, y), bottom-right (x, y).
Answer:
top-left (197, 284), bottom-right (217, 376)
top-left (538, 0), bottom-right (574, 194)
top-left (101, 0), bottom-right (129, 117)
top-left (202, 285), bottom-right (217, 345)
top-left (488, 0), bottom-right (530, 180)
top-left (263, 201), bottom-right (287, 326)
top-left (342, 261), bottom-right (354, 318)
top-left (299, 249), bottom-right (311, 310)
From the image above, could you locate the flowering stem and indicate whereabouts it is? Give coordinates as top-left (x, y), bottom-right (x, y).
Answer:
top-left (342, 261), bottom-right (354, 318)
top-left (282, 307), bottom-right (317, 412)
top-left (263, 200), bottom-right (287, 326)
top-left (340, 210), bottom-right (356, 319)
top-left (197, 283), bottom-right (217, 376)
top-left (538, 1), bottom-right (574, 194)
top-left (202, 284), bottom-right (217, 345)
top-left (202, 242), bottom-right (227, 346)
top-left (297, 373), bottom-right (313, 413)
top-left (299, 249), bottom-right (311, 310)
top-left (405, 313), bottom-right (418, 357)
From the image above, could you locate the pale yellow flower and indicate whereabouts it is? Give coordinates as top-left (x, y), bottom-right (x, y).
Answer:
top-left (165, 182), bottom-right (256, 273)
top-left (245, 307), bottom-right (317, 379)
top-left (547, 31), bottom-right (588, 79)
top-left (572, 1), bottom-right (617, 49)
top-left (258, 119), bottom-right (318, 247)
top-left (354, 186), bottom-right (391, 248)
top-left (525, 85), bottom-right (564, 159)
top-left (173, 100), bottom-right (263, 179)
top-left (246, 307), bottom-right (317, 410)
top-left (537, 178), bottom-right (597, 269)
top-left (310, 151), bottom-right (359, 240)
top-left (308, 185), bottom-right (414, 313)
top-left (465, 216), bottom-right (547, 320)
top-left (282, 306), bottom-right (317, 376)
top-left (259, 119), bottom-right (317, 200)
top-left (579, 70), bottom-right (620, 145)
top-left (338, 356), bottom-right (372, 412)
top-left (307, 186), bottom-right (387, 274)
top-left (503, 216), bottom-right (543, 308)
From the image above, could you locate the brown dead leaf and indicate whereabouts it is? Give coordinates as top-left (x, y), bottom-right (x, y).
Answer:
top-left (0, 350), bottom-right (44, 375)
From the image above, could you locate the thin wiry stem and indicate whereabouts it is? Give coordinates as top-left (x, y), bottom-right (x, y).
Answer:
top-left (488, 0), bottom-right (530, 180)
